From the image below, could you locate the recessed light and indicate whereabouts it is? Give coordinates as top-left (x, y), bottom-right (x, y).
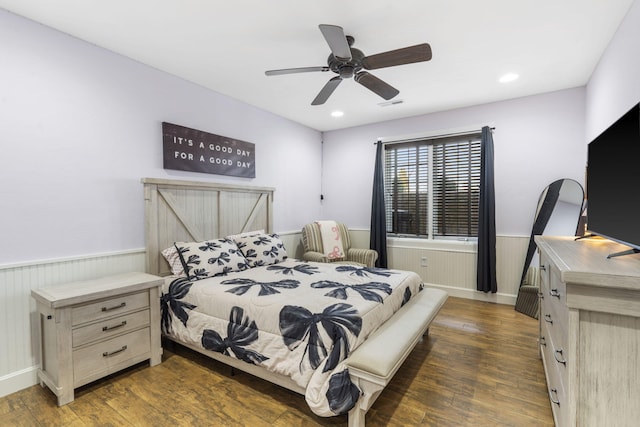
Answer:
top-left (499, 73), bottom-right (519, 83)
top-left (331, 111), bottom-right (344, 117)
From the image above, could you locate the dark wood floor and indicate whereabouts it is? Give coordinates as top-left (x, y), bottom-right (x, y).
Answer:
top-left (0, 297), bottom-right (553, 426)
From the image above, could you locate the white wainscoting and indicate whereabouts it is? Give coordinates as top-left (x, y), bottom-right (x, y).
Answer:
top-left (385, 234), bottom-right (529, 304)
top-left (0, 232), bottom-right (528, 398)
top-left (283, 229), bottom-right (529, 304)
top-left (278, 231), bottom-right (305, 260)
top-left (0, 249), bottom-right (145, 398)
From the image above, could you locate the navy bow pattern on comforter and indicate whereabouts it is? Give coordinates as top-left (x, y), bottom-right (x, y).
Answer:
top-left (160, 259), bottom-right (423, 417)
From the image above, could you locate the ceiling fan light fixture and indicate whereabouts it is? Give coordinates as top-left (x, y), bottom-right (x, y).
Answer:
top-left (499, 72), bottom-right (519, 83)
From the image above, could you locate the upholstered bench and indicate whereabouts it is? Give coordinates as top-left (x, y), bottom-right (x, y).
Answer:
top-left (346, 287), bottom-right (448, 427)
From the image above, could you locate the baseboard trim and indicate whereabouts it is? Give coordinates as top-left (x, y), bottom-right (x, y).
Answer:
top-left (0, 366), bottom-right (38, 398)
top-left (425, 283), bottom-right (517, 306)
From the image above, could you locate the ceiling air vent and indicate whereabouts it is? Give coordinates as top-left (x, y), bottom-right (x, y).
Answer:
top-left (378, 99), bottom-right (404, 107)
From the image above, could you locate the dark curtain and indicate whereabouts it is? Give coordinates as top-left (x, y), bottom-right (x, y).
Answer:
top-left (370, 140), bottom-right (388, 268)
top-left (476, 126), bottom-right (497, 293)
top-left (518, 180), bottom-right (563, 286)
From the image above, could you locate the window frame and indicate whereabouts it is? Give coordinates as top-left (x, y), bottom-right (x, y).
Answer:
top-left (383, 131), bottom-right (482, 241)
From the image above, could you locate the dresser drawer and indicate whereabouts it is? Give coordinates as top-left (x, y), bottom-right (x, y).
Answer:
top-left (541, 262), bottom-right (568, 350)
top-left (72, 309), bottom-right (150, 347)
top-left (73, 327), bottom-right (151, 386)
top-left (539, 253), bottom-right (551, 290)
top-left (540, 258), bottom-right (566, 302)
top-left (542, 339), bottom-right (568, 427)
top-left (71, 291), bottom-right (149, 326)
top-left (547, 358), bottom-right (569, 427)
top-left (542, 314), bottom-right (568, 383)
top-left (541, 298), bottom-right (568, 351)
top-left (547, 263), bottom-right (567, 307)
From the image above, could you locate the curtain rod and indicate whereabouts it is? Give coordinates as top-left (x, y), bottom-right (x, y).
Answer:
top-left (375, 126), bottom-right (495, 145)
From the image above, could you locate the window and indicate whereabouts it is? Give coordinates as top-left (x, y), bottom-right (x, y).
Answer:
top-left (384, 132), bottom-right (481, 239)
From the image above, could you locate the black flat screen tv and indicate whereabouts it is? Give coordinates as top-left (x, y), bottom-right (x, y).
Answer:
top-left (587, 102), bottom-right (640, 258)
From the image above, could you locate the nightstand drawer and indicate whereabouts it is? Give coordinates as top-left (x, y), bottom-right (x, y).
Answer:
top-left (73, 327), bottom-right (151, 387)
top-left (72, 309), bottom-right (150, 347)
top-left (72, 291), bottom-right (149, 326)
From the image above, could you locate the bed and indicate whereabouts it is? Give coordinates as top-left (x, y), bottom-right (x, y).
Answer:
top-left (142, 178), bottom-right (447, 426)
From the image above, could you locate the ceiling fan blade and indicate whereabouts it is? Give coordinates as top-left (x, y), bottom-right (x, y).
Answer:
top-left (265, 66), bottom-right (329, 76)
top-left (319, 24), bottom-right (352, 61)
top-left (362, 43), bottom-right (432, 70)
top-left (354, 72), bottom-right (399, 100)
top-left (311, 76), bottom-right (342, 105)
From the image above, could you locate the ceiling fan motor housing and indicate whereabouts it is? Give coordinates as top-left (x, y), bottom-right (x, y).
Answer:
top-left (328, 46), bottom-right (365, 79)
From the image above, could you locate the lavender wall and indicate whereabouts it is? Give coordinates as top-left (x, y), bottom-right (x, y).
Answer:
top-left (586, 0), bottom-right (640, 140)
top-left (0, 10), bottom-right (322, 264)
top-left (2, 0), bottom-right (637, 266)
top-left (321, 88), bottom-right (587, 236)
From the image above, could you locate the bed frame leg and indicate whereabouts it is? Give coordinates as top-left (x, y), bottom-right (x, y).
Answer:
top-left (347, 377), bottom-right (385, 427)
top-left (347, 406), bottom-right (366, 427)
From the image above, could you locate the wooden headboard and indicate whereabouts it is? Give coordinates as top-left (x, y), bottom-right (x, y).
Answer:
top-left (142, 178), bottom-right (275, 276)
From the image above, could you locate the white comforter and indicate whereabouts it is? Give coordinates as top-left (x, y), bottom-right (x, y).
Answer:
top-left (161, 259), bottom-right (424, 416)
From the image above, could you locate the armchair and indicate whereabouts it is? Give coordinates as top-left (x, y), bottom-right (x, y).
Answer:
top-left (301, 222), bottom-right (378, 267)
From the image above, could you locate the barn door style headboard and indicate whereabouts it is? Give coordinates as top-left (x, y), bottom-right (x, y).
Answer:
top-left (142, 178), bottom-right (275, 276)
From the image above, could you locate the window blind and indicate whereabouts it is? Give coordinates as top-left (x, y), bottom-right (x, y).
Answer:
top-left (384, 133), bottom-right (481, 238)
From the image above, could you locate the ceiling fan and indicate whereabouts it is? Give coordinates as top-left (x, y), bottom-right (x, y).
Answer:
top-left (265, 24), bottom-right (432, 105)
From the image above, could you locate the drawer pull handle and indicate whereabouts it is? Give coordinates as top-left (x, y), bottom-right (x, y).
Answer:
top-left (540, 265), bottom-right (546, 271)
top-left (554, 349), bottom-right (567, 365)
top-left (539, 336), bottom-right (546, 347)
top-left (544, 314), bottom-right (553, 324)
top-left (101, 302), bottom-right (126, 312)
top-left (549, 388), bottom-right (560, 405)
top-left (549, 288), bottom-right (561, 298)
top-left (102, 321), bottom-right (127, 332)
top-left (103, 345), bottom-right (127, 357)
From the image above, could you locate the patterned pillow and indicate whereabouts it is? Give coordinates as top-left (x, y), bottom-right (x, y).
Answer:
top-left (161, 246), bottom-right (186, 276)
top-left (233, 233), bottom-right (288, 267)
top-left (162, 233), bottom-right (262, 276)
top-left (174, 238), bottom-right (249, 280)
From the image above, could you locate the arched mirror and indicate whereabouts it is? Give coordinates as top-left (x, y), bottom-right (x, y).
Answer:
top-left (515, 178), bottom-right (585, 318)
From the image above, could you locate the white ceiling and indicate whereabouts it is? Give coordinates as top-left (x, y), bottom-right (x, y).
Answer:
top-left (0, 0), bottom-right (635, 131)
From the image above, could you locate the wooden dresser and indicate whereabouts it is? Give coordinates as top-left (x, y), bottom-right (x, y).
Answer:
top-left (535, 236), bottom-right (640, 427)
top-left (31, 272), bottom-right (163, 405)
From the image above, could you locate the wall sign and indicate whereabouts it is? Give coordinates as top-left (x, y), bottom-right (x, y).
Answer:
top-left (162, 122), bottom-right (255, 178)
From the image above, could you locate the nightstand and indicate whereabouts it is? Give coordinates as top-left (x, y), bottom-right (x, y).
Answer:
top-left (31, 272), bottom-right (163, 406)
